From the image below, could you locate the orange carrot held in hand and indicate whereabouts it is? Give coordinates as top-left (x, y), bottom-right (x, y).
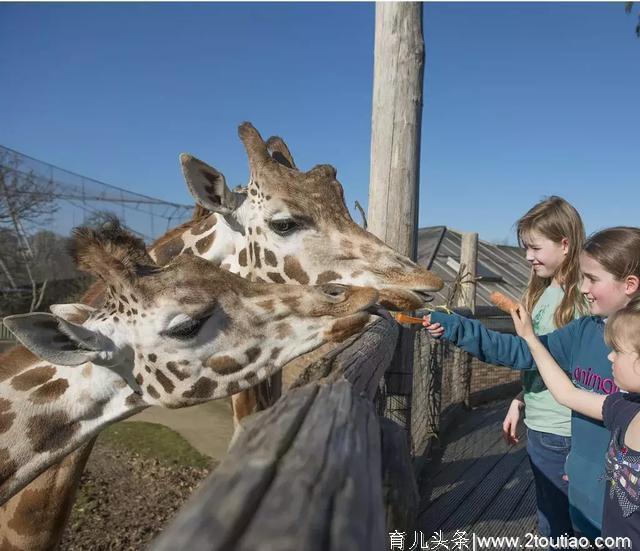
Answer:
top-left (392, 312), bottom-right (425, 325)
top-left (489, 291), bottom-right (518, 314)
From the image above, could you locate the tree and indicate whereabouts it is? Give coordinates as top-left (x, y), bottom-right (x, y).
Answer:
top-left (0, 149), bottom-right (58, 312)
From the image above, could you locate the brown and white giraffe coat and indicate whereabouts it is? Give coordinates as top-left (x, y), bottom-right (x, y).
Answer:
top-left (0, 222), bottom-right (378, 505)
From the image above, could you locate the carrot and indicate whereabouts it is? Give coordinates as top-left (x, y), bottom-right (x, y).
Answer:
top-left (489, 291), bottom-right (518, 314)
top-left (392, 312), bottom-right (425, 325)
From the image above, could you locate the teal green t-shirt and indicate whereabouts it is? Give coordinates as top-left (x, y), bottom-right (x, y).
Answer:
top-left (522, 285), bottom-right (572, 436)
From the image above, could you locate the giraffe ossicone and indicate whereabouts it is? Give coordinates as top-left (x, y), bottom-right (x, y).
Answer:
top-left (0, 220), bottom-right (379, 504)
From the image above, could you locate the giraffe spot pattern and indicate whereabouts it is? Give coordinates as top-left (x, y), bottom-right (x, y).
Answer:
top-left (28, 379), bottom-right (69, 404)
top-left (191, 216), bottom-right (216, 236)
top-left (239, 248), bottom-right (248, 267)
top-left (154, 235), bottom-right (185, 266)
top-left (245, 347), bottom-right (261, 363)
top-left (264, 249), bottom-right (278, 267)
top-left (283, 256), bottom-right (309, 284)
top-left (257, 299), bottom-right (275, 311)
top-left (0, 448), bottom-right (17, 488)
top-left (11, 366), bottom-right (56, 391)
top-left (155, 369), bottom-right (175, 394)
top-left (126, 392), bottom-right (144, 407)
top-left (206, 356), bottom-right (243, 375)
top-left (253, 242), bottom-right (262, 268)
top-left (27, 411), bottom-right (80, 453)
top-left (166, 361), bottom-right (189, 381)
top-left (276, 322), bottom-right (293, 338)
top-left (182, 377), bottom-right (217, 399)
top-left (281, 296), bottom-right (300, 308)
top-left (316, 270), bottom-right (341, 284)
top-left (0, 398), bottom-right (15, 434)
top-left (267, 272), bottom-right (286, 284)
top-left (195, 231), bottom-right (216, 254)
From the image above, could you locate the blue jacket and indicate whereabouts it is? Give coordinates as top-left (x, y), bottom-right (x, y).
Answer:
top-left (431, 311), bottom-right (616, 533)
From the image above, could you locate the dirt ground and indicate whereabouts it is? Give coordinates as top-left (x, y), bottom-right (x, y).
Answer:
top-left (59, 404), bottom-right (234, 550)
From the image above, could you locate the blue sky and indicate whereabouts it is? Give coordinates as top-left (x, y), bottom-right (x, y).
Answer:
top-left (1, 2), bottom-right (638, 244)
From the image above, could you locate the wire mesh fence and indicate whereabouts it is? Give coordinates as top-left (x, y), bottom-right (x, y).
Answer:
top-left (0, 145), bottom-right (194, 318)
top-left (0, 145), bottom-right (193, 242)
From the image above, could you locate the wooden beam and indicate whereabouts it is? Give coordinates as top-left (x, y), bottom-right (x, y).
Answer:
top-left (368, 2), bottom-right (424, 258)
top-left (452, 232), bottom-right (478, 406)
top-left (368, 1), bottom-right (425, 433)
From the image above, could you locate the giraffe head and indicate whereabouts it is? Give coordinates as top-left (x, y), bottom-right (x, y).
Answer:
top-left (177, 122), bottom-right (443, 311)
top-left (3, 222), bottom-right (378, 408)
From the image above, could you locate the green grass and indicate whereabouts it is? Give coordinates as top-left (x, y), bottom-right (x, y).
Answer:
top-left (98, 421), bottom-right (212, 469)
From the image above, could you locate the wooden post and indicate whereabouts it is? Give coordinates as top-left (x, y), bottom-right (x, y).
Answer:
top-left (452, 232), bottom-right (478, 407)
top-left (368, 2), bottom-right (424, 431)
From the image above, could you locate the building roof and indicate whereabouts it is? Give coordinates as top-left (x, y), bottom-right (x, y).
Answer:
top-left (417, 226), bottom-right (530, 312)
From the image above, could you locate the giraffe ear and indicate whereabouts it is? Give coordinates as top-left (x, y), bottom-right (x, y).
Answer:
top-left (266, 136), bottom-right (297, 169)
top-left (3, 312), bottom-right (110, 367)
top-left (180, 154), bottom-right (245, 214)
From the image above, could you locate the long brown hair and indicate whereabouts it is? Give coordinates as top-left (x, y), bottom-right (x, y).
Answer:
top-left (518, 196), bottom-right (588, 328)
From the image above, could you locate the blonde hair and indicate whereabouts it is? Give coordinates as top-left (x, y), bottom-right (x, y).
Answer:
top-left (605, 295), bottom-right (640, 356)
top-left (517, 196), bottom-right (588, 328)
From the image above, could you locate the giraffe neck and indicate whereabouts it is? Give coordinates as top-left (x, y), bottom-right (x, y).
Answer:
top-left (150, 212), bottom-right (244, 273)
top-left (0, 440), bottom-right (94, 551)
top-left (0, 353), bottom-right (146, 505)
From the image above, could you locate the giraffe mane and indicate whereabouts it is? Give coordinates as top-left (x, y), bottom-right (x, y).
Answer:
top-left (69, 218), bottom-right (157, 282)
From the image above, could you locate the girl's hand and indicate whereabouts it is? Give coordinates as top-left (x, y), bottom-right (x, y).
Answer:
top-left (422, 315), bottom-right (445, 338)
top-left (510, 303), bottom-right (536, 341)
top-left (502, 398), bottom-right (524, 445)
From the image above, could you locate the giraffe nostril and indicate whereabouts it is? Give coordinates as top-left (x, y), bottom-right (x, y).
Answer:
top-left (320, 284), bottom-right (348, 299)
top-left (413, 290), bottom-right (435, 303)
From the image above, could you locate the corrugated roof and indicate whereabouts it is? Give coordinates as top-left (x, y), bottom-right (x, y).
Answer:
top-left (417, 226), bottom-right (529, 310)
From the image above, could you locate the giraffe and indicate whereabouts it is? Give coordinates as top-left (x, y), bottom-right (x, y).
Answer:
top-left (174, 123), bottom-right (443, 422)
top-left (0, 221), bottom-right (378, 516)
top-left (0, 123), bottom-right (444, 550)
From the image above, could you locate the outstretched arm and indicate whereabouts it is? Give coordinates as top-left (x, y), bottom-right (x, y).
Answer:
top-left (510, 305), bottom-right (605, 421)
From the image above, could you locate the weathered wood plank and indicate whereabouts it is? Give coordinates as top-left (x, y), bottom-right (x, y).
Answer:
top-left (151, 384), bottom-right (319, 550)
top-left (291, 316), bottom-right (398, 398)
top-left (151, 381), bottom-right (386, 551)
top-left (380, 418), bottom-right (419, 532)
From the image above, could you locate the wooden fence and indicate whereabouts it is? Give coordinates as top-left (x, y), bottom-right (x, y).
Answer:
top-left (0, 321), bottom-right (14, 342)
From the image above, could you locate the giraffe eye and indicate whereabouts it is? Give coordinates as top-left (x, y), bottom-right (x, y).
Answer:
top-left (164, 316), bottom-right (210, 340)
top-left (268, 218), bottom-right (300, 236)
